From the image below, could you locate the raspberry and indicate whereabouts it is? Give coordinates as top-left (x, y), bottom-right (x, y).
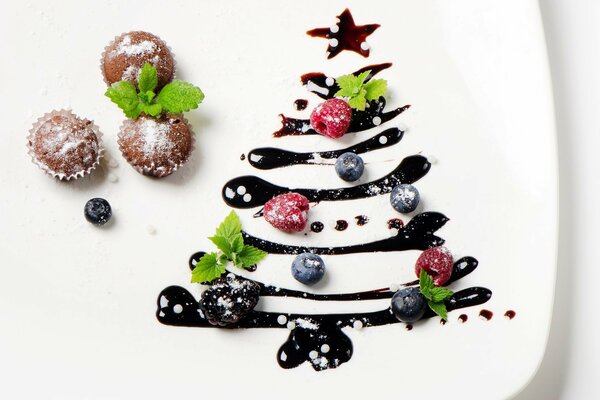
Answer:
top-left (309, 98), bottom-right (352, 139)
top-left (199, 275), bottom-right (260, 327)
top-left (264, 192), bottom-right (309, 232)
top-left (415, 246), bottom-right (454, 286)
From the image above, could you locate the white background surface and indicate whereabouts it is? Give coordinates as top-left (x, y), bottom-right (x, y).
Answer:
top-left (515, 1), bottom-right (600, 399)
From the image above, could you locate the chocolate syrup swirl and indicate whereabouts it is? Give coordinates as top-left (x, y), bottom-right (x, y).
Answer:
top-left (223, 154), bottom-right (430, 209)
top-left (301, 63), bottom-right (392, 100)
top-left (241, 212), bottom-right (447, 255)
top-left (306, 8), bottom-right (380, 59)
top-left (249, 127), bottom-right (403, 170)
top-left (274, 99), bottom-right (409, 138)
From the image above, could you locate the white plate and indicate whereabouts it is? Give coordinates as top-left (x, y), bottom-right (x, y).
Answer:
top-left (0, 1), bottom-right (556, 399)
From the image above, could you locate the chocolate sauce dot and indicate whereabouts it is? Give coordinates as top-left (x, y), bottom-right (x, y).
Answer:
top-left (479, 309), bottom-right (493, 320)
top-left (294, 99), bottom-right (308, 111)
top-left (458, 314), bottom-right (468, 323)
top-left (355, 215), bottom-right (369, 226)
top-left (439, 319), bottom-right (447, 325)
top-left (246, 264), bottom-right (258, 272)
top-left (387, 218), bottom-right (404, 230)
top-left (504, 310), bottom-right (516, 320)
top-left (240, 153), bottom-right (246, 161)
top-left (405, 324), bottom-right (413, 331)
top-left (335, 220), bottom-right (349, 231)
top-left (310, 222), bottom-right (324, 233)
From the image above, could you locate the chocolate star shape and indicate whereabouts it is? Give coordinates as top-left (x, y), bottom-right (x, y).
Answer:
top-left (307, 8), bottom-right (380, 59)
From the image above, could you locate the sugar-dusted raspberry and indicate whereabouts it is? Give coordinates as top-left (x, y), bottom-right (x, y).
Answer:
top-left (415, 246), bottom-right (454, 286)
top-left (264, 193), bottom-right (310, 232)
top-left (309, 98), bottom-right (352, 139)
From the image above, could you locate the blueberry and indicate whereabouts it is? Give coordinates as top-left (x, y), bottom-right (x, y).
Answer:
top-left (390, 184), bottom-right (420, 213)
top-left (291, 253), bottom-right (325, 285)
top-left (391, 287), bottom-right (427, 323)
top-left (84, 198), bottom-right (112, 225)
top-left (335, 152), bottom-right (364, 182)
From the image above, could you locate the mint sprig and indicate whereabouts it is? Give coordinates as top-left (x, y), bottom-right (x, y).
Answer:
top-left (419, 269), bottom-right (454, 320)
top-left (334, 70), bottom-right (387, 111)
top-left (191, 211), bottom-right (268, 283)
top-left (105, 63), bottom-right (204, 119)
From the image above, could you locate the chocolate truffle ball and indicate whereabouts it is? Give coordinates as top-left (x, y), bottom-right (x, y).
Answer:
top-left (102, 31), bottom-right (175, 90)
top-left (118, 114), bottom-right (194, 177)
top-left (28, 110), bottom-right (102, 180)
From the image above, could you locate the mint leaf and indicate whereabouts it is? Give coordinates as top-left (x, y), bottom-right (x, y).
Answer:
top-left (355, 70), bottom-right (370, 86)
top-left (230, 234), bottom-right (244, 254)
top-left (430, 287), bottom-right (454, 303)
top-left (236, 245), bottom-right (268, 269)
top-left (214, 211), bottom-right (242, 240)
top-left (138, 90), bottom-right (155, 104)
top-left (105, 81), bottom-right (141, 119)
top-left (191, 252), bottom-right (226, 283)
top-left (138, 103), bottom-right (162, 117)
top-left (428, 301), bottom-right (448, 320)
top-left (347, 91), bottom-right (367, 111)
top-left (209, 235), bottom-right (233, 258)
top-left (156, 81), bottom-right (205, 113)
top-left (138, 63), bottom-right (158, 93)
top-left (335, 74), bottom-right (362, 97)
top-left (419, 269), bottom-right (435, 301)
top-left (364, 79), bottom-right (387, 101)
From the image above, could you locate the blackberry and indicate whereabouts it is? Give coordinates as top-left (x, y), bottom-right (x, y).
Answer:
top-left (199, 275), bottom-right (260, 327)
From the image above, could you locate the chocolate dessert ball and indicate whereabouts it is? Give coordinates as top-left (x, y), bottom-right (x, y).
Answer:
top-left (102, 31), bottom-right (175, 90)
top-left (28, 110), bottom-right (102, 180)
top-left (118, 114), bottom-right (194, 177)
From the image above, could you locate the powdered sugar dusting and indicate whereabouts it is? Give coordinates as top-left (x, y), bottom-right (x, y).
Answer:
top-left (139, 119), bottom-right (174, 156)
top-left (113, 34), bottom-right (157, 57)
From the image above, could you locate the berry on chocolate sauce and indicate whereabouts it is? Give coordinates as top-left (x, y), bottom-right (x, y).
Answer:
top-left (415, 246), bottom-right (454, 286)
top-left (264, 193), bottom-right (310, 232)
top-left (390, 183), bottom-right (420, 213)
top-left (310, 98), bottom-right (352, 139)
top-left (291, 253), bottom-right (325, 285)
top-left (199, 275), bottom-right (260, 327)
top-left (335, 152), bottom-right (364, 182)
top-left (391, 287), bottom-right (427, 323)
top-left (84, 198), bottom-right (112, 226)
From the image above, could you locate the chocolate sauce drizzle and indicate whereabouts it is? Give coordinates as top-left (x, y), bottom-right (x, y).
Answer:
top-left (274, 99), bottom-right (409, 138)
top-left (294, 99), bottom-right (308, 110)
top-left (242, 212), bottom-right (447, 255)
top-left (306, 8), bottom-right (380, 59)
top-left (301, 63), bottom-right (392, 100)
top-left (166, 253), bottom-right (490, 371)
top-left (223, 154), bottom-right (430, 209)
top-left (249, 128), bottom-right (403, 170)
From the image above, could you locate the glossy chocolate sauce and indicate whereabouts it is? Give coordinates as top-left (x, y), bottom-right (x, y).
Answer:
top-left (294, 99), bottom-right (308, 110)
top-left (249, 127), bottom-right (403, 170)
top-left (479, 309), bottom-right (493, 320)
top-left (241, 212), bottom-right (447, 255)
top-left (240, 154), bottom-right (246, 161)
top-left (310, 222), bottom-right (324, 233)
top-left (335, 220), bottom-right (348, 231)
top-left (458, 314), bottom-right (468, 323)
top-left (306, 8), bottom-right (380, 59)
top-left (387, 218), bottom-right (404, 229)
top-left (274, 100), bottom-right (409, 138)
top-left (504, 310), bottom-right (516, 320)
top-left (223, 154), bottom-right (430, 209)
top-left (355, 215), bottom-right (369, 226)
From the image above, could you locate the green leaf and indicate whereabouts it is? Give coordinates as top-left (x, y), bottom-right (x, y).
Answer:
top-left (364, 79), bottom-right (387, 101)
top-left (355, 70), bottom-right (370, 86)
top-left (105, 81), bottom-right (141, 119)
top-left (236, 245), bottom-right (268, 269)
top-left (335, 74), bottom-right (361, 97)
top-left (230, 234), bottom-right (244, 254)
top-left (138, 90), bottom-right (155, 104)
top-left (419, 269), bottom-right (434, 301)
top-left (156, 80), bottom-right (205, 113)
top-left (347, 92), bottom-right (367, 111)
top-left (138, 103), bottom-right (162, 117)
top-left (209, 235), bottom-right (233, 258)
top-left (138, 63), bottom-right (158, 93)
top-left (430, 287), bottom-right (454, 303)
top-left (428, 301), bottom-right (448, 320)
top-left (191, 252), bottom-right (226, 283)
top-left (214, 211), bottom-right (242, 240)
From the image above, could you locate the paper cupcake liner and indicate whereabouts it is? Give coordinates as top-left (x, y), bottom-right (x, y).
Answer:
top-left (117, 114), bottom-right (195, 178)
top-left (27, 109), bottom-right (104, 181)
top-left (100, 31), bottom-right (177, 88)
